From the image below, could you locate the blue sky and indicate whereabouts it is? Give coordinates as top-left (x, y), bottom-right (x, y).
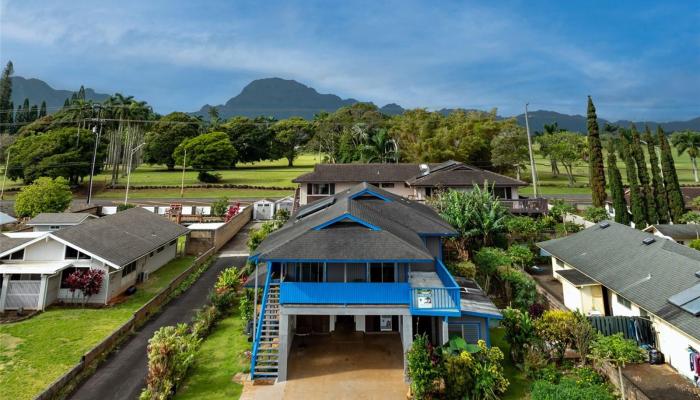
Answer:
top-left (1, 0), bottom-right (698, 120)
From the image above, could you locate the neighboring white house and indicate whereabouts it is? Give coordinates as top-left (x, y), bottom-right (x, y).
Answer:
top-left (26, 213), bottom-right (98, 232)
top-left (0, 208), bottom-right (189, 312)
top-left (644, 224), bottom-right (700, 245)
top-left (538, 221), bottom-right (700, 384)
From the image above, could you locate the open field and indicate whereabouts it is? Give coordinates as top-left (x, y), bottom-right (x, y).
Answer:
top-left (175, 306), bottom-right (250, 400)
top-left (95, 188), bottom-right (293, 200)
top-left (0, 256), bottom-right (195, 400)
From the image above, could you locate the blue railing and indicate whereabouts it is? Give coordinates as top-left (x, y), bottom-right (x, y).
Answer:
top-left (280, 282), bottom-right (411, 305)
top-left (250, 263), bottom-right (273, 379)
top-left (410, 286), bottom-right (460, 313)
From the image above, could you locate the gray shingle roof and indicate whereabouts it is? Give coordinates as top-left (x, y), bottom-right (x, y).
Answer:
top-left (27, 213), bottom-right (95, 225)
top-left (649, 224), bottom-right (700, 240)
top-left (292, 161), bottom-right (526, 187)
top-left (0, 236), bottom-right (32, 254)
top-left (538, 221), bottom-right (700, 341)
top-left (556, 269), bottom-right (597, 286)
top-left (455, 277), bottom-right (502, 318)
top-left (252, 183), bottom-right (457, 262)
top-left (52, 208), bottom-right (189, 267)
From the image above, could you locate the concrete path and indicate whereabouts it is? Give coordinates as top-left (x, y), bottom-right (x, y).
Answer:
top-left (69, 221), bottom-right (258, 400)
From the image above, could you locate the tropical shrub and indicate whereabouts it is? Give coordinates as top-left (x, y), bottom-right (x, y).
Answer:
top-left (446, 259), bottom-right (476, 279)
top-left (556, 221), bottom-right (583, 235)
top-left (247, 211), bottom-right (290, 252)
top-left (534, 310), bottom-right (577, 362)
top-left (239, 289), bottom-right (255, 323)
top-left (211, 197), bottom-right (229, 217)
top-left (530, 377), bottom-right (616, 400)
top-left (524, 346), bottom-right (551, 380)
top-left (498, 267), bottom-right (537, 310)
top-left (690, 239), bottom-right (700, 251)
top-left (583, 207), bottom-right (609, 223)
top-left (190, 305), bottom-right (219, 339)
top-left (506, 216), bottom-right (539, 242)
top-left (589, 333), bottom-right (646, 367)
top-left (197, 171), bottom-right (222, 183)
top-left (680, 211), bottom-right (700, 224)
top-left (548, 199), bottom-right (575, 222)
top-left (528, 302), bottom-right (547, 318)
top-left (407, 333), bottom-right (441, 399)
top-left (474, 247), bottom-right (510, 293)
top-left (63, 268), bottom-right (105, 306)
top-left (570, 311), bottom-right (597, 365)
top-left (507, 244), bottom-right (534, 269)
top-left (141, 324), bottom-right (199, 400)
top-left (443, 351), bottom-right (473, 400)
top-left (466, 340), bottom-right (510, 400)
top-left (118, 203), bottom-right (136, 211)
top-left (501, 307), bottom-right (535, 364)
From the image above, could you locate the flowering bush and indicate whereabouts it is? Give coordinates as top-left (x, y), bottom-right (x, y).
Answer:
top-left (63, 268), bottom-right (105, 306)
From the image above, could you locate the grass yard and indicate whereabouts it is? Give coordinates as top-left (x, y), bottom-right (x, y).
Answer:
top-left (491, 327), bottom-right (532, 400)
top-left (175, 307), bottom-right (250, 400)
top-left (95, 187), bottom-right (293, 200)
top-left (0, 256), bottom-right (195, 400)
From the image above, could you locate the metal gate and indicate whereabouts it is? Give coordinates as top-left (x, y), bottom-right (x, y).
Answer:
top-left (5, 280), bottom-right (41, 310)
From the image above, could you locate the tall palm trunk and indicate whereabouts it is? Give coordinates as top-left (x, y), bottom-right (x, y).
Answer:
top-left (692, 156), bottom-right (699, 182)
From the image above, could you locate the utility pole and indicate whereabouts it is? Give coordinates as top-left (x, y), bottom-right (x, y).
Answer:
top-left (180, 149), bottom-right (187, 198)
top-left (524, 103), bottom-right (539, 198)
top-left (87, 105), bottom-right (102, 205)
top-left (0, 148), bottom-right (10, 201)
top-left (124, 143), bottom-right (145, 205)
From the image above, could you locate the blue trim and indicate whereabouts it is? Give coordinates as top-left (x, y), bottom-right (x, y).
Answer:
top-left (259, 258), bottom-right (435, 263)
top-left (250, 262), bottom-right (273, 380)
top-left (312, 213), bottom-right (381, 231)
top-left (350, 189), bottom-right (392, 202)
top-left (460, 310), bottom-right (504, 320)
top-left (486, 318), bottom-right (491, 347)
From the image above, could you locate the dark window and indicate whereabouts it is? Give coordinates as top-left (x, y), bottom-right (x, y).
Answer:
top-left (65, 246), bottom-right (90, 260)
top-left (381, 183), bottom-right (395, 188)
top-left (61, 267), bottom-right (79, 288)
top-left (491, 187), bottom-right (512, 199)
top-left (299, 262), bottom-right (323, 282)
top-left (370, 263), bottom-right (395, 283)
top-left (425, 187), bottom-right (433, 197)
top-left (50, 225), bottom-right (61, 230)
top-left (157, 246), bottom-right (165, 253)
top-left (310, 183), bottom-right (335, 195)
top-left (10, 273), bottom-right (40, 281)
top-left (617, 294), bottom-right (632, 309)
top-left (122, 262), bottom-right (137, 277)
top-left (0, 248), bottom-right (25, 260)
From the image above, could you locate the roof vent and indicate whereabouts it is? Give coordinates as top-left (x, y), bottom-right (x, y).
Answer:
top-left (419, 163), bottom-right (430, 176)
top-left (642, 237), bottom-right (656, 245)
top-left (599, 221), bottom-right (610, 229)
top-left (695, 271), bottom-right (700, 279)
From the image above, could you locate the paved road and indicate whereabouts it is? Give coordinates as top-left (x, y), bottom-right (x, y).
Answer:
top-left (69, 222), bottom-right (257, 400)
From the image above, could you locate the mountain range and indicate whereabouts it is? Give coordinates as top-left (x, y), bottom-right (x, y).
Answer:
top-left (10, 75), bottom-right (700, 133)
top-left (10, 76), bottom-right (110, 113)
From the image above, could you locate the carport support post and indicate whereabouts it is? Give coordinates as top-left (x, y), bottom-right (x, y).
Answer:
top-left (277, 314), bottom-right (290, 382)
top-left (401, 315), bottom-right (413, 378)
top-left (441, 317), bottom-right (449, 345)
top-left (0, 274), bottom-right (8, 312)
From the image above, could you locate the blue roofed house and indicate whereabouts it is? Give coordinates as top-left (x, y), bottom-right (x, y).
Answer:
top-left (248, 182), bottom-right (502, 381)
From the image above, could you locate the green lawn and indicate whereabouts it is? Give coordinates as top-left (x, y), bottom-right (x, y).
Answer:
top-left (175, 307), bottom-right (250, 400)
top-left (96, 188), bottom-right (293, 200)
top-left (491, 327), bottom-right (531, 400)
top-left (0, 256), bottom-right (195, 400)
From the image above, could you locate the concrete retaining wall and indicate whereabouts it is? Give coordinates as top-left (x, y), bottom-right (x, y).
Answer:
top-left (186, 206), bottom-right (252, 255)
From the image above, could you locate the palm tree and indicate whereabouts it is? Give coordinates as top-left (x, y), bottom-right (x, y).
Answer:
top-left (361, 128), bottom-right (398, 163)
top-left (540, 122), bottom-right (561, 177)
top-left (671, 131), bottom-right (700, 182)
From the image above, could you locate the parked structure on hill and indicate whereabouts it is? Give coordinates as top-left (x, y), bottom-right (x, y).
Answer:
top-left (645, 224), bottom-right (700, 245)
top-left (538, 221), bottom-right (700, 383)
top-left (247, 183), bottom-right (502, 381)
top-left (292, 160), bottom-right (547, 214)
top-left (0, 208), bottom-right (188, 312)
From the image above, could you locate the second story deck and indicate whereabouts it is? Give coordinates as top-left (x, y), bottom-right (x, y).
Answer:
top-left (276, 260), bottom-right (461, 317)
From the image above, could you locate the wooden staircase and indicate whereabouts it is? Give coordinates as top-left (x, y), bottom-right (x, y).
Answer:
top-left (251, 283), bottom-right (280, 379)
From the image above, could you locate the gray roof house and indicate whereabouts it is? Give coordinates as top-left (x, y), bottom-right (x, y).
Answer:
top-left (247, 183), bottom-right (502, 382)
top-left (538, 221), bottom-right (700, 383)
top-left (291, 160), bottom-right (546, 215)
top-left (27, 212), bottom-right (97, 232)
top-left (0, 208), bottom-right (189, 312)
top-left (644, 224), bottom-right (700, 245)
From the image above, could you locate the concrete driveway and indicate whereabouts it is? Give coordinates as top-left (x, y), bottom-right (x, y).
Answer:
top-left (242, 332), bottom-right (408, 400)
